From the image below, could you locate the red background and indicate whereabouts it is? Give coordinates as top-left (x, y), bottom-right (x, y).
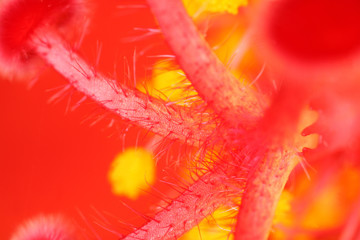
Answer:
top-left (0, 1), bottom-right (168, 238)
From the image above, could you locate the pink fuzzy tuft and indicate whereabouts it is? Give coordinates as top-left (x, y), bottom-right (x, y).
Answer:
top-left (0, 0), bottom-right (85, 79)
top-left (10, 214), bottom-right (76, 240)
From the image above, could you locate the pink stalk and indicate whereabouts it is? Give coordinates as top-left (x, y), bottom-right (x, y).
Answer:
top-left (233, 84), bottom-right (306, 240)
top-left (146, 0), bottom-right (265, 127)
top-left (123, 170), bottom-right (235, 240)
top-left (234, 150), bottom-right (298, 240)
top-left (29, 28), bottom-right (213, 145)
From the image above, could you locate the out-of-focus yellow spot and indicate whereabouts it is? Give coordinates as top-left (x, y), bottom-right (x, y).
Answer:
top-left (183, 0), bottom-right (248, 15)
top-left (270, 191), bottom-right (294, 239)
top-left (302, 166), bottom-right (360, 229)
top-left (108, 148), bottom-right (155, 200)
top-left (302, 186), bottom-right (342, 229)
top-left (273, 190), bottom-right (293, 225)
top-left (180, 207), bottom-right (236, 240)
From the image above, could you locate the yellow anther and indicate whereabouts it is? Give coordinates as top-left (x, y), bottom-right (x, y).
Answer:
top-left (108, 148), bottom-right (156, 200)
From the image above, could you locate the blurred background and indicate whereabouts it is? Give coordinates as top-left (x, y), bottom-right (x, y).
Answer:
top-left (0, 0), bottom-right (167, 238)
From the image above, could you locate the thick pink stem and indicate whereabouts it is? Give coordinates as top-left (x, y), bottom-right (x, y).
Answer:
top-left (146, 0), bottom-right (264, 127)
top-left (30, 28), bottom-right (213, 145)
top-left (123, 170), bottom-right (233, 240)
top-left (234, 150), bottom-right (297, 240)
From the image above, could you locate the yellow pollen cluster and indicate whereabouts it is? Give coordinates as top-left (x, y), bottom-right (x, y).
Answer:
top-left (108, 148), bottom-right (156, 200)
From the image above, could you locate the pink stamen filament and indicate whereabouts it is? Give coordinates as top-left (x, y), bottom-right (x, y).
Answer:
top-left (235, 150), bottom-right (298, 240)
top-left (123, 170), bottom-right (235, 240)
top-left (146, 0), bottom-right (265, 128)
top-left (30, 27), bottom-right (213, 146)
